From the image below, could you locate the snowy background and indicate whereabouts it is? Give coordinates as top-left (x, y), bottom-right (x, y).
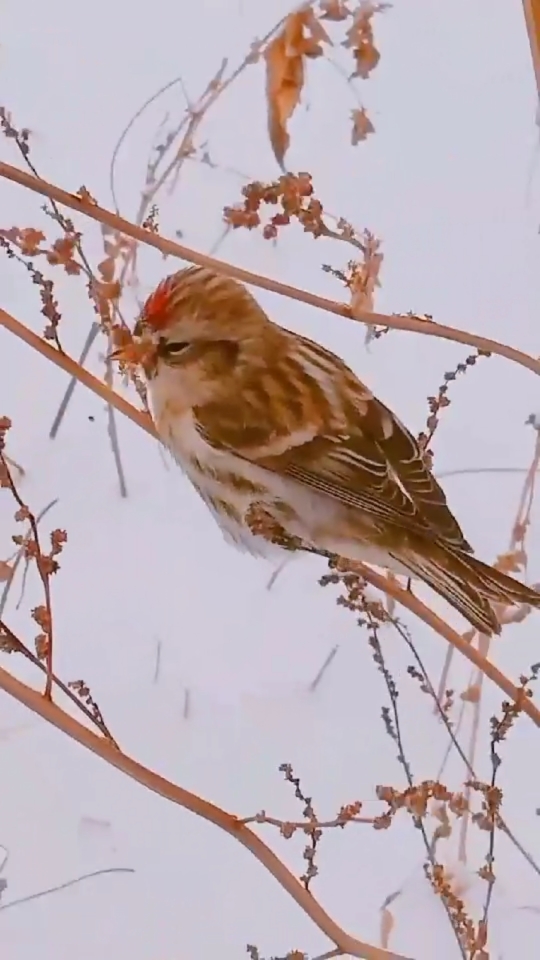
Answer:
top-left (1, 0), bottom-right (540, 958)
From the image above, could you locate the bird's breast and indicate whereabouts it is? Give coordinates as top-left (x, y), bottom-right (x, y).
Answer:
top-left (151, 398), bottom-right (284, 556)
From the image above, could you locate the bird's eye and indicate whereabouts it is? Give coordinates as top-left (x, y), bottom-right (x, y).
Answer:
top-left (158, 338), bottom-right (190, 357)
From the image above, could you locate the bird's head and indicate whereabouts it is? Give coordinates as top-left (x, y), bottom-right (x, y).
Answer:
top-left (113, 266), bottom-right (272, 380)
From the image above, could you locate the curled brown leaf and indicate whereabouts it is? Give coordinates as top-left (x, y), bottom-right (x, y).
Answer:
top-left (265, 10), bottom-right (330, 167)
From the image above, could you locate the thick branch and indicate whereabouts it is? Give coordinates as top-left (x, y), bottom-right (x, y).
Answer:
top-left (1, 160), bottom-right (540, 377)
top-left (0, 665), bottom-right (409, 960)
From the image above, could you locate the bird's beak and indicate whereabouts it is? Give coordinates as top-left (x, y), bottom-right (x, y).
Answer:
top-left (107, 316), bottom-right (148, 363)
top-left (107, 345), bottom-right (130, 363)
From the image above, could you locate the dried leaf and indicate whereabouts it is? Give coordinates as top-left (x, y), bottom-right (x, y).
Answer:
top-left (0, 560), bottom-right (13, 581)
top-left (343, 3), bottom-right (386, 79)
top-left (19, 228), bottom-right (46, 256)
top-left (432, 819), bottom-right (452, 843)
top-left (495, 549), bottom-right (526, 574)
top-left (461, 684), bottom-right (481, 703)
top-left (46, 237), bottom-right (81, 275)
top-left (265, 10), bottom-right (329, 167)
top-left (380, 906), bottom-right (394, 948)
top-left (98, 257), bottom-right (116, 282)
top-left (302, 8), bottom-right (332, 46)
top-left (93, 280), bottom-right (121, 302)
top-left (320, 0), bottom-right (350, 20)
top-left (431, 802), bottom-right (448, 824)
top-left (351, 107), bottom-right (375, 144)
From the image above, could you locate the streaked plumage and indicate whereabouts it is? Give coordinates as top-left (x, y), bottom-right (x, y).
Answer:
top-left (118, 265), bottom-right (540, 635)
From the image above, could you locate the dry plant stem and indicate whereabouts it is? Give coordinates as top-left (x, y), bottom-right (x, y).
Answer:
top-left (2, 304), bottom-right (539, 729)
top-left (0, 665), bottom-right (410, 960)
top-left (458, 641), bottom-right (487, 865)
top-left (48, 62), bottom-right (225, 438)
top-left (0, 497), bottom-right (58, 617)
top-left (394, 617), bottom-right (540, 881)
top-left (104, 350), bottom-right (128, 497)
top-left (49, 322), bottom-right (99, 438)
top-left (0, 867), bottom-right (135, 913)
top-left (0, 307), bottom-right (153, 436)
top-left (0, 455), bottom-right (55, 698)
top-left (0, 121), bottom-right (127, 494)
top-left (349, 562), bottom-right (540, 728)
top-left (2, 163), bottom-right (540, 377)
top-left (439, 466), bottom-right (540, 479)
top-left (442, 432), bottom-right (540, 864)
top-left (0, 621), bottom-right (116, 743)
top-left (242, 814), bottom-right (376, 828)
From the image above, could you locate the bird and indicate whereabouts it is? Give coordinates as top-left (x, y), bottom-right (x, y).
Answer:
top-left (113, 264), bottom-right (540, 635)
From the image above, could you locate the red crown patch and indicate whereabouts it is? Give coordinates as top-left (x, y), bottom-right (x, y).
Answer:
top-left (142, 280), bottom-right (171, 330)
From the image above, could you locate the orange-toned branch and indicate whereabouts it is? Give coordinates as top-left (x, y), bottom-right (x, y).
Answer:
top-left (2, 302), bottom-right (539, 727)
top-left (523, 0), bottom-right (540, 94)
top-left (0, 307), bottom-right (153, 437)
top-left (0, 664), bottom-right (409, 960)
top-left (2, 161), bottom-right (540, 377)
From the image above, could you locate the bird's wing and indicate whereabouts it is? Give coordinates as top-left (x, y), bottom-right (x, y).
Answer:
top-left (193, 338), bottom-right (471, 550)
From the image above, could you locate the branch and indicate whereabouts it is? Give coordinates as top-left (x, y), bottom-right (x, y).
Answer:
top-left (0, 665), bottom-right (409, 960)
top-left (340, 562), bottom-right (540, 728)
top-left (2, 303), bottom-right (539, 727)
top-left (0, 306), bottom-right (153, 436)
top-left (2, 161), bottom-right (540, 377)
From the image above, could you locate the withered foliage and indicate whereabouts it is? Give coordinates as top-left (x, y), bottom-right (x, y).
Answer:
top-left (264, 2), bottom-right (387, 166)
top-left (0, 417), bottom-right (66, 695)
top-left (265, 9), bottom-right (331, 168)
top-left (224, 172), bottom-right (384, 325)
top-left (417, 348), bottom-right (492, 468)
top-left (0, 419), bottom-right (116, 742)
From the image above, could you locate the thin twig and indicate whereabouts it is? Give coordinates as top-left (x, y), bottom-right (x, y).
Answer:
top-left (0, 868), bottom-right (135, 912)
top-left (49, 323), bottom-right (99, 438)
top-left (309, 645), bottom-right (340, 692)
top-left (360, 606), bottom-right (466, 959)
top-left (104, 350), bottom-right (128, 497)
top-left (394, 617), bottom-right (540, 879)
top-left (0, 498), bottom-right (58, 618)
top-left (0, 115), bottom-right (127, 494)
top-left (0, 452), bottom-right (57, 697)
top-left (241, 813), bottom-right (375, 828)
top-left (0, 621), bottom-right (117, 744)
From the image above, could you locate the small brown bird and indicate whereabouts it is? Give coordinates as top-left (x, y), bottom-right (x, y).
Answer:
top-left (118, 265), bottom-right (540, 635)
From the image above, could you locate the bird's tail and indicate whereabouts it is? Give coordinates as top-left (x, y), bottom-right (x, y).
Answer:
top-left (391, 543), bottom-right (540, 635)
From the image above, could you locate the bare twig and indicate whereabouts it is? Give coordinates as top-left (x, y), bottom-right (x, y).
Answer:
top-left (0, 867), bottom-right (135, 912)
top-left (241, 811), bottom-right (375, 829)
top-left (308, 644), bottom-right (340, 691)
top-left (0, 498), bottom-right (58, 618)
top-left (49, 323), bottom-right (99, 438)
top-left (0, 621), bottom-right (117, 744)
top-left (0, 112), bottom-right (127, 494)
top-left (0, 440), bottom-right (61, 697)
